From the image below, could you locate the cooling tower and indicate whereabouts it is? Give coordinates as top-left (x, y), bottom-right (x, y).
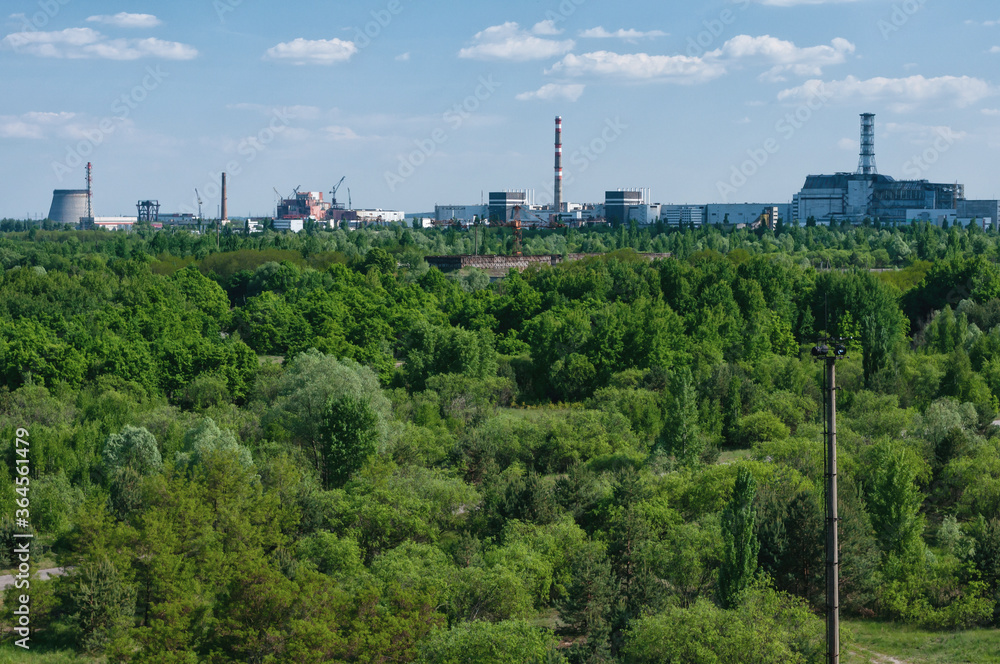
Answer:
top-left (47, 190), bottom-right (90, 226)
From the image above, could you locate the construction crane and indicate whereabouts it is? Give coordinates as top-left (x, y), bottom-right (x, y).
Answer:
top-left (507, 205), bottom-right (524, 256)
top-left (330, 176), bottom-right (346, 209)
top-left (194, 189), bottom-right (203, 220)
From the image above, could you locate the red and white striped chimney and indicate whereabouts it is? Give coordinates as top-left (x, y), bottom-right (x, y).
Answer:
top-left (554, 116), bottom-right (563, 214)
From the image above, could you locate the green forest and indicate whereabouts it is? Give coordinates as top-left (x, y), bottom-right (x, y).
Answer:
top-left (1, 220), bottom-right (999, 663)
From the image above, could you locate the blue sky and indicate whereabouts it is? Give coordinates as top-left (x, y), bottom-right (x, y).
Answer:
top-left (2, 0), bottom-right (1000, 218)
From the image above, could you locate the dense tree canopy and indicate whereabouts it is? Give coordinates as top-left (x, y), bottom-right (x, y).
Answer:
top-left (1, 220), bottom-right (1000, 660)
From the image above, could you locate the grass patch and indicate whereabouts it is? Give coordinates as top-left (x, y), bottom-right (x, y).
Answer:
top-left (844, 620), bottom-right (1000, 663)
top-left (717, 448), bottom-right (752, 465)
top-left (0, 645), bottom-right (102, 663)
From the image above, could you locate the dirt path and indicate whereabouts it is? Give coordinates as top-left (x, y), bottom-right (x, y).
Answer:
top-left (0, 567), bottom-right (67, 589)
top-left (850, 646), bottom-right (916, 664)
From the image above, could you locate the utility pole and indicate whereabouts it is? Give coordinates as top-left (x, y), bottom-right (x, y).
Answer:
top-left (812, 339), bottom-right (848, 664)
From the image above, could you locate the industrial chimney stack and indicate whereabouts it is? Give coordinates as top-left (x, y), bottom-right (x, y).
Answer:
top-left (554, 116), bottom-right (563, 214)
top-left (221, 172), bottom-right (228, 222)
top-left (858, 113), bottom-right (877, 176)
top-left (85, 162), bottom-right (93, 219)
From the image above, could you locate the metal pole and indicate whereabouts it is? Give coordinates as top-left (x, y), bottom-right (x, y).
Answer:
top-left (826, 356), bottom-right (840, 664)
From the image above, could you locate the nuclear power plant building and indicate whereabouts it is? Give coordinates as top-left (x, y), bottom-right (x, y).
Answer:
top-left (792, 113), bottom-right (993, 226)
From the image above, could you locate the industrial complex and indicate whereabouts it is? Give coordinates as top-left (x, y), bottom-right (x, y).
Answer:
top-left (43, 113), bottom-right (998, 234)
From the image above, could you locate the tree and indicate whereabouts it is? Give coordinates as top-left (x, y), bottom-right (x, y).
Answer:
top-left (70, 558), bottom-right (137, 654)
top-left (320, 393), bottom-right (381, 489)
top-left (556, 541), bottom-right (615, 661)
top-left (863, 440), bottom-right (926, 558)
top-left (417, 620), bottom-right (566, 664)
top-left (719, 466), bottom-right (759, 609)
top-left (656, 367), bottom-right (704, 466)
top-left (363, 246), bottom-right (396, 274)
top-left (268, 349), bottom-right (389, 477)
top-left (102, 426), bottom-right (162, 520)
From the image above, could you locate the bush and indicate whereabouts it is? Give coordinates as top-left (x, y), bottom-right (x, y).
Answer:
top-left (417, 619), bottom-right (565, 664)
top-left (737, 411), bottom-right (790, 447)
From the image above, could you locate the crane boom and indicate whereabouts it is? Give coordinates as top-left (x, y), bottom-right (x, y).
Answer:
top-left (330, 176), bottom-right (346, 209)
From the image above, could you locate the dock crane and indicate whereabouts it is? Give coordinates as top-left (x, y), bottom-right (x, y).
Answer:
top-left (330, 176), bottom-right (346, 210)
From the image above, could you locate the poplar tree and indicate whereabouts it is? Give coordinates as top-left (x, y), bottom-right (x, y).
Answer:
top-left (720, 466), bottom-right (759, 609)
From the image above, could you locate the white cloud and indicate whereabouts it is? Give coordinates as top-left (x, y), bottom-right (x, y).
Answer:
top-left (0, 119), bottom-right (45, 139)
top-left (990, 46), bottom-right (1000, 53)
top-left (86, 13), bottom-right (161, 29)
top-left (0, 111), bottom-right (136, 141)
top-left (459, 22), bottom-right (574, 61)
top-left (778, 75), bottom-right (994, 111)
top-left (0, 28), bottom-right (196, 59)
top-left (580, 27), bottom-right (667, 39)
top-left (707, 35), bottom-right (854, 81)
top-left (982, 108), bottom-right (1000, 116)
top-left (531, 20), bottom-right (562, 36)
top-left (545, 34), bottom-right (851, 85)
top-left (323, 125), bottom-right (360, 140)
top-left (395, 52), bottom-right (410, 61)
top-left (516, 83), bottom-right (586, 102)
top-left (736, 116), bottom-right (751, 124)
top-left (264, 38), bottom-right (357, 65)
top-left (547, 51), bottom-right (725, 83)
top-left (838, 137), bottom-right (858, 150)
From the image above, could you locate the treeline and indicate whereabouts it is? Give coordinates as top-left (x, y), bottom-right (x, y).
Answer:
top-left (0, 223), bottom-right (998, 662)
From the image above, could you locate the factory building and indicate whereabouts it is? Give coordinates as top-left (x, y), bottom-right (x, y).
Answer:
top-left (90, 217), bottom-right (137, 231)
top-left (660, 205), bottom-right (706, 228)
top-left (957, 200), bottom-right (1000, 230)
top-left (705, 203), bottom-right (791, 228)
top-left (435, 204), bottom-right (488, 225)
top-left (352, 209), bottom-right (406, 226)
top-left (489, 191), bottom-right (529, 223)
top-left (276, 191), bottom-right (331, 222)
top-left (605, 189), bottom-right (649, 225)
top-left (792, 113), bottom-right (968, 225)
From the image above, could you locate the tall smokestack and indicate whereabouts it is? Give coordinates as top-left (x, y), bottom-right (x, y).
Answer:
top-left (221, 172), bottom-right (228, 221)
top-left (858, 113), bottom-right (877, 176)
top-left (85, 162), bottom-right (93, 219)
top-left (554, 116), bottom-right (563, 214)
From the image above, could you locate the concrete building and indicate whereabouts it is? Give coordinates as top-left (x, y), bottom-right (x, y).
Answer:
top-left (273, 218), bottom-right (305, 232)
top-left (605, 189), bottom-right (648, 225)
top-left (276, 191), bottom-right (331, 222)
top-left (353, 209), bottom-right (406, 226)
top-left (793, 174), bottom-right (965, 225)
top-left (957, 200), bottom-right (1000, 231)
top-left (435, 204), bottom-right (488, 225)
top-left (792, 114), bottom-right (967, 225)
top-left (705, 203), bottom-right (792, 228)
top-left (89, 217), bottom-right (137, 231)
top-left (159, 213), bottom-right (199, 228)
top-left (907, 209), bottom-right (957, 226)
top-left (660, 205), bottom-right (707, 228)
top-left (489, 191), bottom-right (528, 223)
top-left (625, 204), bottom-right (661, 226)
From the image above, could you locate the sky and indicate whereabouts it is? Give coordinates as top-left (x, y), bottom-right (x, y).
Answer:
top-left (2, 0), bottom-right (1000, 219)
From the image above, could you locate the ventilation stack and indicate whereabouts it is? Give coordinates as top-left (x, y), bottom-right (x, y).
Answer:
top-left (857, 113), bottom-right (877, 176)
top-left (221, 172), bottom-right (228, 222)
top-left (554, 116), bottom-right (563, 214)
